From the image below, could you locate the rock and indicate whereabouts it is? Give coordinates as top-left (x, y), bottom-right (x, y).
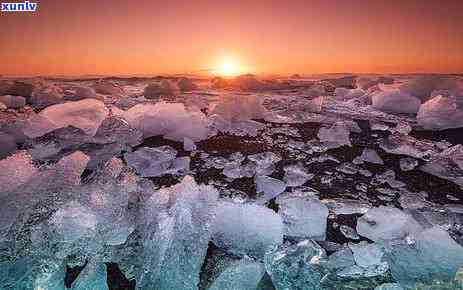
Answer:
top-left (0, 132), bottom-right (17, 159)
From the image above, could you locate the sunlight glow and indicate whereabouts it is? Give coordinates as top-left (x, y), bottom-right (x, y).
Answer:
top-left (213, 56), bottom-right (244, 77)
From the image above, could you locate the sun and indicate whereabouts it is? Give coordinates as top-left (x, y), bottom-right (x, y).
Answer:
top-left (213, 56), bottom-right (244, 77)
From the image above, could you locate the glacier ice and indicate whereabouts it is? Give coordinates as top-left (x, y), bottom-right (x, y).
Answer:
top-left (138, 176), bottom-right (219, 289)
top-left (144, 80), bottom-right (180, 99)
top-left (0, 95), bottom-right (26, 109)
top-left (417, 95), bottom-right (463, 130)
top-left (277, 195), bottom-right (328, 240)
top-left (357, 206), bottom-right (423, 242)
top-left (23, 99), bottom-right (109, 138)
top-left (123, 102), bottom-right (210, 142)
top-left (206, 258), bottom-right (265, 290)
top-left (255, 175), bottom-right (286, 203)
top-left (212, 201), bottom-right (283, 258)
top-left (372, 90), bottom-right (421, 114)
top-left (283, 163), bottom-right (314, 186)
top-left (0, 132), bottom-right (17, 159)
top-left (399, 157), bottom-right (419, 171)
top-left (124, 146), bottom-right (189, 177)
top-left (317, 121), bottom-right (352, 148)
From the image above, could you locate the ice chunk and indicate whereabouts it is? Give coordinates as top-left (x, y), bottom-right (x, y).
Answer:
top-left (139, 176), bottom-right (218, 290)
top-left (323, 198), bottom-right (371, 215)
top-left (0, 95), bottom-right (26, 109)
top-left (70, 257), bottom-right (109, 290)
top-left (349, 241), bottom-right (384, 268)
top-left (283, 163), bottom-right (314, 187)
top-left (358, 148), bottom-right (384, 165)
top-left (207, 259), bottom-right (265, 290)
top-left (144, 80), bottom-right (180, 99)
top-left (318, 121), bottom-right (351, 148)
top-left (357, 206), bottom-right (422, 242)
top-left (340, 225), bottom-right (360, 240)
top-left (417, 95), bottom-right (463, 130)
top-left (255, 175), bottom-right (286, 203)
top-left (29, 83), bottom-right (63, 108)
top-left (2, 81), bottom-right (34, 97)
top-left (124, 146), bottom-right (189, 177)
top-left (372, 90), bottom-right (421, 114)
top-left (399, 75), bottom-right (460, 102)
top-left (374, 283), bottom-right (404, 290)
top-left (209, 94), bottom-right (267, 122)
top-left (277, 196), bottom-right (328, 240)
top-left (0, 102), bottom-right (6, 110)
top-left (385, 226), bottom-right (463, 288)
top-left (0, 132), bottom-right (17, 159)
top-left (177, 77), bottom-right (198, 92)
top-left (380, 133), bottom-right (436, 159)
top-left (399, 157), bottom-right (418, 171)
top-left (264, 240), bottom-right (327, 290)
top-left (183, 137), bottom-right (197, 151)
top-left (212, 202), bottom-right (283, 258)
top-left (305, 96), bottom-right (324, 113)
top-left (248, 152), bottom-right (281, 175)
top-left (421, 145), bottom-right (463, 187)
top-left (357, 76), bottom-right (394, 90)
top-left (123, 102), bottom-right (209, 142)
top-left (93, 81), bottom-right (125, 95)
top-left (23, 99), bottom-right (109, 138)
top-left (0, 151), bottom-right (37, 193)
top-left (50, 200), bottom-right (97, 243)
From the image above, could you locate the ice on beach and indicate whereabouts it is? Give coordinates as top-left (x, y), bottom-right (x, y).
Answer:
top-left (322, 198), bottom-right (372, 215)
top-left (50, 200), bottom-right (97, 243)
top-left (0, 152), bottom-right (36, 197)
top-left (177, 77), bottom-right (198, 92)
top-left (283, 163), bottom-right (314, 186)
top-left (67, 85), bottom-right (98, 101)
top-left (399, 75), bottom-right (461, 102)
top-left (0, 132), bottom-right (17, 159)
top-left (70, 257), bottom-right (109, 290)
top-left (417, 95), bottom-right (463, 130)
top-left (144, 80), bottom-right (180, 99)
top-left (0, 95), bottom-right (26, 109)
top-left (357, 148), bottom-right (384, 165)
top-left (29, 83), bottom-right (64, 108)
top-left (385, 226), bottom-right (463, 288)
top-left (317, 121), bottom-right (351, 148)
top-left (93, 81), bottom-right (125, 95)
top-left (138, 176), bottom-right (218, 289)
top-left (255, 175), bottom-right (286, 203)
top-left (23, 99), bottom-right (109, 138)
top-left (0, 80), bottom-right (34, 97)
top-left (357, 206), bottom-right (422, 242)
top-left (380, 133), bottom-right (436, 159)
top-left (248, 151), bottom-right (281, 175)
top-left (349, 241), bottom-right (384, 268)
top-left (209, 94), bottom-right (267, 122)
top-left (277, 195), bottom-right (328, 240)
top-left (124, 146), bottom-right (189, 177)
top-left (206, 259), bottom-right (265, 290)
top-left (421, 144), bottom-right (463, 187)
top-left (123, 102), bottom-right (210, 141)
top-left (372, 90), bottom-right (421, 114)
top-left (305, 96), bottom-right (324, 113)
top-left (212, 202), bottom-right (283, 258)
top-left (264, 240), bottom-right (327, 290)
top-left (400, 157), bottom-right (418, 171)
top-left (183, 137), bottom-right (197, 151)
top-left (357, 76), bottom-right (394, 90)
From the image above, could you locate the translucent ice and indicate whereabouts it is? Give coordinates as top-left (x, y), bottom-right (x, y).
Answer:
top-left (380, 134), bottom-right (436, 159)
top-left (124, 146), bottom-right (189, 177)
top-left (358, 148), bottom-right (384, 165)
top-left (123, 102), bottom-right (209, 142)
top-left (349, 241), bottom-right (384, 268)
top-left (417, 95), bottom-right (463, 130)
top-left (255, 175), bottom-right (286, 203)
top-left (212, 202), bottom-right (283, 258)
top-left (317, 121), bottom-right (351, 148)
top-left (277, 195), bottom-right (329, 240)
top-left (209, 94), bottom-right (267, 122)
top-left (357, 206), bottom-right (422, 242)
top-left (144, 80), bottom-right (180, 99)
top-left (372, 90), bottom-right (421, 114)
top-left (139, 176), bottom-right (219, 289)
top-left (0, 150), bottom-right (37, 193)
top-left (399, 157), bottom-right (418, 171)
top-left (207, 259), bottom-right (265, 290)
top-left (283, 163), bottom-right (314, 187)
top-left (23, 99), bottom-right (109, 138)
top-left (0, 132), bottom-right (17, 159)
top-left (177, 77), bottom-right (198, 92)
top-left (264, 240), bottom-right (327, 290)
top-left (0, 95), bottom-right (26, 109)
top-left (421, 145), bottom-right (463, 187)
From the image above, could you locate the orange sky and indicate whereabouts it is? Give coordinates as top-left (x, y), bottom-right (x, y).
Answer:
top-left (1, 0), bottom-right (462, 76)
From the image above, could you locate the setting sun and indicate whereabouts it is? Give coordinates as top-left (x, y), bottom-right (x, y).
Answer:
top-left (213, 56), bottom-right (245, 77)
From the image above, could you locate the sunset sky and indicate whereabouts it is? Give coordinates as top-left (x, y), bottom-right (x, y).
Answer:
top-left (1, 0), bottom-right (462, 76)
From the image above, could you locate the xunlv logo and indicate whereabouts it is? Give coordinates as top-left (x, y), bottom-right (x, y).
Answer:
top-left (1, 1), bottom-right (37, 12)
